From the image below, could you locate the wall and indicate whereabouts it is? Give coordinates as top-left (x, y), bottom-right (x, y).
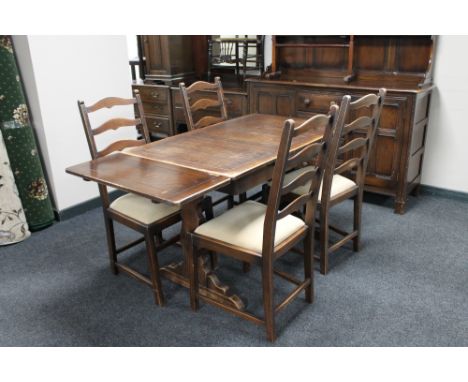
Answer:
top-left (421, 35), bottom-right (468, 194)
top-left (13, 36), bottom-right (134, 211)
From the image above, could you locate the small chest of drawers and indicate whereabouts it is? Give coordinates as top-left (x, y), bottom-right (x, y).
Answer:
top-left (132, 83), bottom-right (174, 138)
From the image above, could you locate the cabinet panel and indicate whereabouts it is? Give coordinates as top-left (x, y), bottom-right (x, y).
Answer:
top-left (250, 85), bottom-right (295, 116)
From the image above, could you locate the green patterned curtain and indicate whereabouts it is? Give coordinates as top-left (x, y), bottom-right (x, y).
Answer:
top-left (0, 36), bottom-right (54, 231)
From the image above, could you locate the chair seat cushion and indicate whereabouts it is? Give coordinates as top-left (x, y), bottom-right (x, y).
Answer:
top-left (194, 200), bottom-right (305, 254)
top-left (282, 166), bottom-right (357, 201)
top-left (109, 193), bottom-right (179, 224)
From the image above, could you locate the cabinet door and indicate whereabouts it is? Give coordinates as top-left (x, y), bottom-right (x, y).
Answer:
top-left (357, 95), bottom-right (407, 191)
top-left (142, 36), bottom-right (170, 76)
top-left (249, 85), bottom-right (295, 116)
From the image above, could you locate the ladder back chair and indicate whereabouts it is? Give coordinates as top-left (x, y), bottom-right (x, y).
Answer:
top-left (283, 89), bottom-right (386, 274)
top-left (77, 91), bottom-right (182, 306)
top-left (187, 103), bottom-right (344, 341)
top-left (179, 77), bottom-right (234, 209)
top-left (179, 77), bottom-right (228, 132)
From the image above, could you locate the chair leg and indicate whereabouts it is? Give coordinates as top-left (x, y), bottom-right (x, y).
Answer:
top-left (144, 231), bottom-right (165, 306)
top-left (187, 234), bottom-right (199, 311)
top-left (262, 259), bottom-right (276, 342)
top-left (239, 192), bottom-right (247, 203)
top-left (353, 193), bottom-right (362, 252)
top-left (200, 197), bottom-right (218, 271)
top-left (103, 215), bottom-right (118, 275)
top-left (227, 195), bottom-right (234, 209)
top-left (319, 208), bottom-right (329, 275)
top-left (303, 230), bottom-right (314, 303)
top-left (235, 164), bottom-right (248, 255)
top-left (155, 231), bottom-right (164, 246)
top-left (261, 184), bottom-right (269, 203)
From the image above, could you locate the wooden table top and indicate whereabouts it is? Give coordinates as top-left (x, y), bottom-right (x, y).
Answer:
top-left (66, 114), bottom-right (324, 206)
top-left (126, 114), bottom-right (321, 179)
top-left (66, 153), bottom-right (230, 205)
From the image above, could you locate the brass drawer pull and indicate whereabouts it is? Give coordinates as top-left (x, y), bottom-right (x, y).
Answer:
top-left (226, 99), bottom-right (233, 105)
top-left (153, 122), bottom-right (162, 128)
top-left (303, 98), bottom-right (311, 106)
top-left (151, 91), bottom-right (160, 98)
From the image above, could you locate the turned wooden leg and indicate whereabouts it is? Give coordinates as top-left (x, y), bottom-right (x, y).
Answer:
top-left (353, 192), bottom-right (363, 252)
top-left (144, 230), bottom-right (165, 306)
top-left (103, 215), bottom-right (118, 275)
top-left (262, 259), bottom-right (276, 342)
top-left (394, 199), bottom-right (406, 215)
top-left (319, 208), bottom-right (329, 275)
top-left (303, 230), bottom-right (314, 303)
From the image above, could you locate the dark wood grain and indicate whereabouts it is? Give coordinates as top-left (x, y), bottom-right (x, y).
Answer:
top-left (66, 153), bottom-right (230, 206)
top-left (125, 114), bottom-right (322, 179)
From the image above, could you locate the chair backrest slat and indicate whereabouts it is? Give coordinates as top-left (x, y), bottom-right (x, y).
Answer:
top-left (287, 142), bottom-right (324, 170)
top-left (190, 98), bottom-right (221, 113)
top-left (262, 100), bottom-right (348, 256)
top-left (194, 116), bottom-right (224, 129)
top-left (180, 77), bottom-right (228, 131)
top-left (337, 136), bottom-right (368, 156)
top-left (281, 167), bottom-right (317, 196)
top-left (349, 93), bottom-right (379, 109)
top-left (186, 81), bottom-right (219, 94)
top-left (93, 118), bottom-right (141, 136)
top-left (277, 193), bottom-right (311, 220)
top-left (97, 139), bottom-right (145, 158)
top-left (335, 157), bottom-right (361, 175)
top-left (342, 115), bottom-right (373, 135)
top-left (86, 97), bottom-right (136, 113)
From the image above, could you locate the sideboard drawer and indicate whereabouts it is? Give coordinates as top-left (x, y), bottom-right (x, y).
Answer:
top-left (145, 116), bottom-right (171, 135)
top-left (296, 91), bottom-right (342, 113)
top-left (142, 102), bottom-right (169, 116)
top-left (137, 86), bottom-right (169, 103)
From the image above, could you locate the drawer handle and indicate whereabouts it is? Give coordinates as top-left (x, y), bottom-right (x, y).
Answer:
top-left (303, 98), bottom-right (311, 106)
top-left (153, 122), bottom-right (162, 128)
top-left (151, 91), bottom-right (160, 98)
top-left (226, 99), bottom-right (232, 105)
top-left (152, 105), bottom-right (161, 110)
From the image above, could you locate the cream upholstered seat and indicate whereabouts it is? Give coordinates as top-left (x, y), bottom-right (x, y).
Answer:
top-left (110, 193), bottom-right (179, 224)
top-left (194, 200), bottom-right (305, 254)
top-left (282, 166), bottom-right (357, 201)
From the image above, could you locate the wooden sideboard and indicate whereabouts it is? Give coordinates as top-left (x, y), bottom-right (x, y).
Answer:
top-left (131, 35), bottom-right (436, 214)
top-left (246, 35), bottom-right (436, 214)
top-left (247, 79), bottom-right (432, 214)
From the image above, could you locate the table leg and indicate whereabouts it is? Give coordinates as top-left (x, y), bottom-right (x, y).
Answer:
top-left (160, 198), bottom-right (245, 311)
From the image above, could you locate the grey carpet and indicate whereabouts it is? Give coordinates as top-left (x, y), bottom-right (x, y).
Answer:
top-left (0, 192), bottom-right (467, 346)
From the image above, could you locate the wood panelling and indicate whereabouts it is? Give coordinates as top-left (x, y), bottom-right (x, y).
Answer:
top-left (247, 78), bottom-right (432, 214)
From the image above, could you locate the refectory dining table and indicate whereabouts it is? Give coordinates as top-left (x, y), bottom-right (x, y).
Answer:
top-left (66, 113), bottom-right (323, 312)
